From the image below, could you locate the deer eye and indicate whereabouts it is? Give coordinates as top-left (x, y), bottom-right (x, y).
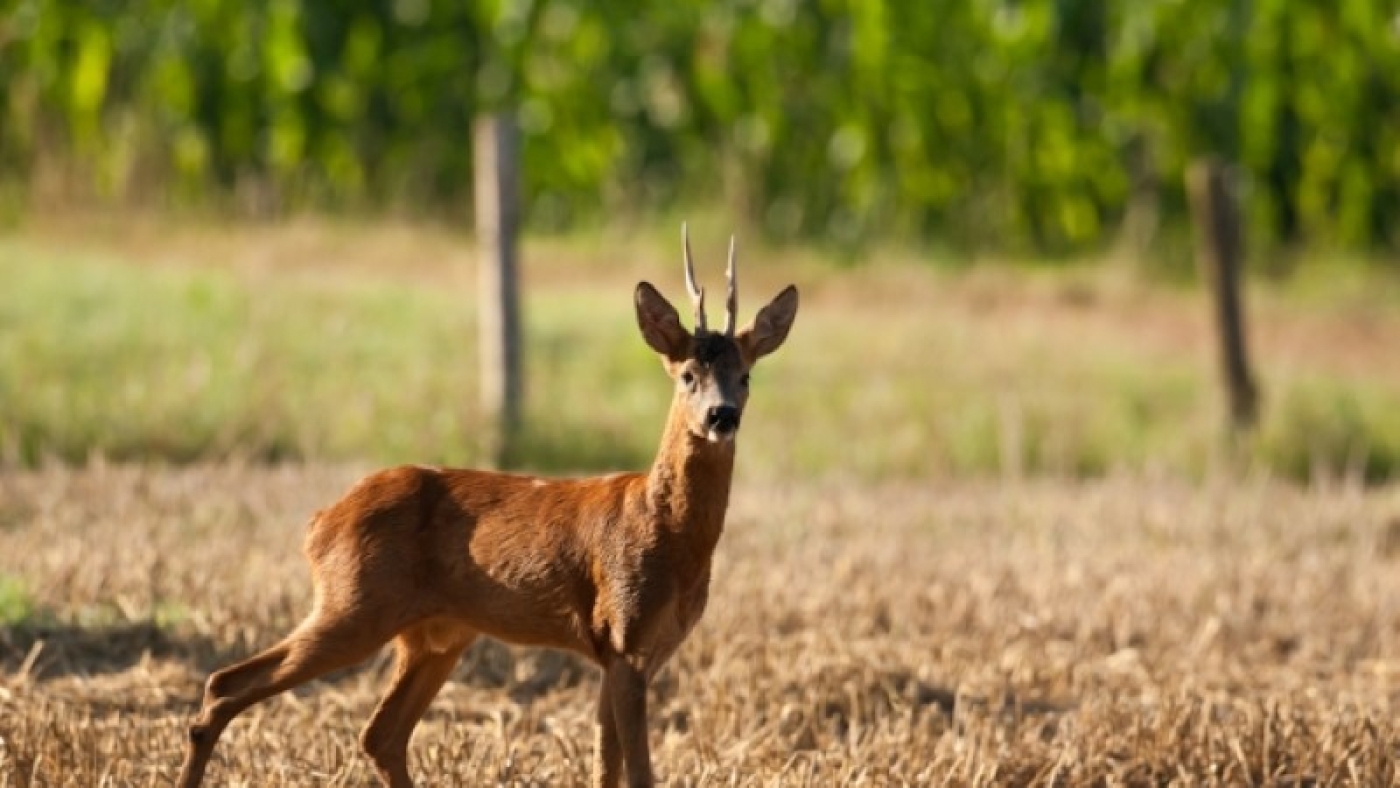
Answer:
top-left (740, 373), bottom-right (751, 387)
top-left (680, 370), bottom-right (696, 387)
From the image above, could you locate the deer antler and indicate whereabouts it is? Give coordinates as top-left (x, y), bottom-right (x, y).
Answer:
top-left (723, 235), bottom-right (738, 337)
top-left (682, 223), bottom-right (707, 333)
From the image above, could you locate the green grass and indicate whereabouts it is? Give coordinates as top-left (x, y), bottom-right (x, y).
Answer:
top-left (1, 231), bottom-right (1398, 481)
top-left (1257, 379), bottom-right (1400, 484)
top-left (0, 236), bottom-right (675, 472)
top-left (0, 246), bottom-right (477, 465)
top-left (0, 573), bottom-right (35, 626)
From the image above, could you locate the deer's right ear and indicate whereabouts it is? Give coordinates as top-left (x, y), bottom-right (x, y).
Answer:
top-left (737, 285), bottom-right (799, 363)
top-left (635, 282), bottom-right (690, 361)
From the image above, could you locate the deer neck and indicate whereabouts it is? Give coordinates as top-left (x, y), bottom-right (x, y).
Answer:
top-left (646, 396), bottom-right (736, 554)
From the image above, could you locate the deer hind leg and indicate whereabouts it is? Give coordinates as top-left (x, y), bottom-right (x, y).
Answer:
top-left (360, 620), bottom-right (476, 788)
top-left (177, 608), bottom-right (404, 788)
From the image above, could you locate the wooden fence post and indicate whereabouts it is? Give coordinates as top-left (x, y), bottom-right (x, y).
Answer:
top-left (1186, 157), bottom-right (1259, 434)
top-left (474, 113), bottom-right (522, 465)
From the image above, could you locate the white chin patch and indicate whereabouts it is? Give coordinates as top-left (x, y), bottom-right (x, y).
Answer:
top-left (706, 429), bottom-right (737, 444)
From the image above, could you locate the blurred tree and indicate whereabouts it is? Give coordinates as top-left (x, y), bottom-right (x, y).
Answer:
top-left (2, 0), bottom-right (1399, 255)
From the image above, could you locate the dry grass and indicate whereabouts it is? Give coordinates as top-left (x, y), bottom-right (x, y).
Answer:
top-left (0, 464), bottom-right (1397, 785)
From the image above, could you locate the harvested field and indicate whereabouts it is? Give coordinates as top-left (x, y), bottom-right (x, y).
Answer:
top-left (0, 464), bottom-right (1396, 785)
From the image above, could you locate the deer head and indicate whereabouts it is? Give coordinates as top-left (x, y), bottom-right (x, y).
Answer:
top-left (634, 224), bottom-right (799, 443)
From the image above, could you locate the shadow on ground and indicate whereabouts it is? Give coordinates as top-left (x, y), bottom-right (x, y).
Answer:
top-left (0, 620), bottom-right (1064, 742)
top-left (0, 620), bottom-right (228, 681)
top-left (0, 619), bottom-right (593, 705)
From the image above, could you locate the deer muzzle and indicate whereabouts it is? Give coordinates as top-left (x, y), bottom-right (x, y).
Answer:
top-left (705, 405), bottom-right (741, 439)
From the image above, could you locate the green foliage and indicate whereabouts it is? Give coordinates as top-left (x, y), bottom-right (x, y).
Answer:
top-left (3, 1), bottom-right (1400, 252)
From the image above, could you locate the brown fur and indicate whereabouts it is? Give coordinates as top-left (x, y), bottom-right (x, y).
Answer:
top-left (176, 274), bottom-right (798, 788)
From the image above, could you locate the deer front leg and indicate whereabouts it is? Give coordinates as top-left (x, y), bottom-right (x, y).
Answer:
top-left (593, 671), bottom-right (623, 788)
top-left (603, 658), bottom-right (653, 788)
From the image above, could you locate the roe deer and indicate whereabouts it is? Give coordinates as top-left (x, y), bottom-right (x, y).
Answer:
top-left (177, 225), bottom-right (799, 788)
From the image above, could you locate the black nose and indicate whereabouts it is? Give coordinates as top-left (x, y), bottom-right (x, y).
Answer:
top-left (706, 405), bottom-right (741, 433)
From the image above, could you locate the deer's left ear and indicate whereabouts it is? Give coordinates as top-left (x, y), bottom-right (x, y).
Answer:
top-left (635, 282), bottom-right (691, 361)
top-left (737, 285), bottom-right (798, 363)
